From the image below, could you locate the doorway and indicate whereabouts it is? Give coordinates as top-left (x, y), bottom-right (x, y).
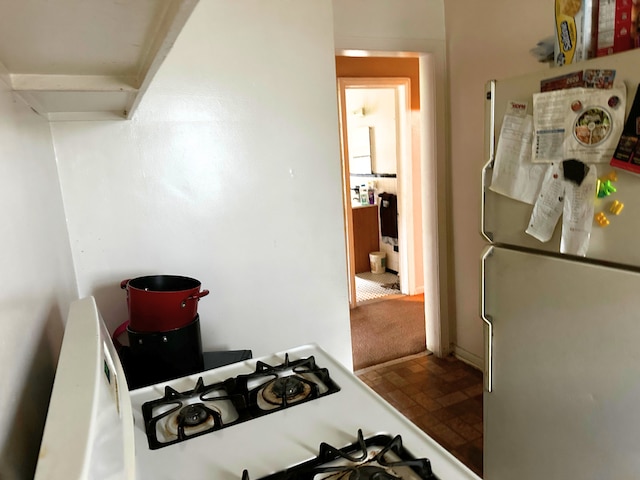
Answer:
top-left (336, 57), bottom-right (430, 369)
top-left (335, 52), bottom-right (449, 361)
top-left (337, 77), bottom-right (421, 308)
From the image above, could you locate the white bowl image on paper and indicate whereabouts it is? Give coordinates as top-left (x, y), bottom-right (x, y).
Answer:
top-left (573, 106), bottom-right (612, 146)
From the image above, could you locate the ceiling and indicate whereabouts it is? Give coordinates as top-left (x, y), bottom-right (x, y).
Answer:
top-left (0, 0), bottom-right (199, 121)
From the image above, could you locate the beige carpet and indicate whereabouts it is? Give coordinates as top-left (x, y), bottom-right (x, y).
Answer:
top-left (350, 293), bottom-right (427, 371)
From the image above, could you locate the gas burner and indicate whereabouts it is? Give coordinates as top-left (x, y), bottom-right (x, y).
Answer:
top-left (261, 376), bottom-right (313, 406)
top-left (344, 466), bottom-right (400, 479)
top-left (142, 377), bottom-right (242, 449)
top-left (241, 429), bottom-right (438, 480)
top-left (230, 354), bottom-right (340, 412)
top-left (166, 403), bottom-right (218, 437)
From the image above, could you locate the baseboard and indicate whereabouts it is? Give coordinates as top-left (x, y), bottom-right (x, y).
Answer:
top-left (353, 350), bottom-right (432, 375)
top-left (412, 285), bottom-right (424, 295)
top-left (452, 345), bottom-right (484, 371)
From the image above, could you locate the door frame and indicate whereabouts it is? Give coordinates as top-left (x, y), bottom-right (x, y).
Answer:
top-left (335, 51), bottom-right (450, 358)
top-left (337, 77), bottom-right (414, 308)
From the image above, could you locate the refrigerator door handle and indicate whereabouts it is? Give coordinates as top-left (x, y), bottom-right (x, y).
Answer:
top-left (481, 158), bottom-right (494, 243)
top-left (481, 246), bottom-right (494, 392)
top-left (481, 80), bottom-right (496, 243)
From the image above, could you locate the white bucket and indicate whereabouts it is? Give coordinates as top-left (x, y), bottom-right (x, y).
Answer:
top-left (369, 251), bottom-right (386, 274)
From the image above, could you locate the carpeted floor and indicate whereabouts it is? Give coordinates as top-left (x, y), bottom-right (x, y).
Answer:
top-left (350, 293), bottom-right (427, 371)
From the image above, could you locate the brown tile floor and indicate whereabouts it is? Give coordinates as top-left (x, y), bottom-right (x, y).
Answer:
top-left (356, 352), bottom-right (484, 478)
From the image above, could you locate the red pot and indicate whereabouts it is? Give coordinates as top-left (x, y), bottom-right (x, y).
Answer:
top-left (121, 275), bottom-right (209, 332)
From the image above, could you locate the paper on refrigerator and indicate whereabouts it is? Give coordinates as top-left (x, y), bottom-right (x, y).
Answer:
top-left (560, 165), bottom-right (597, 256)
top-left (526, 161), bottom-right (596, 256)
top-left (490, 101), bottom-right (547, 204)
top-left (526, 163), bottom-right (565, 242)
top-left (532, 83), bottom-right (626, 163)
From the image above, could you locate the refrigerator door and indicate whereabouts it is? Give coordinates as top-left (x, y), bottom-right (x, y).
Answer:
top-left (482, 246), bottom-right (640, 479)
top-left (482, 49), bottom-right (640, 267)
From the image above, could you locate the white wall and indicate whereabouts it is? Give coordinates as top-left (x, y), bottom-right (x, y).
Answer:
top-left (444, 0), bottom-right (552, 363)
top-left (0, 82), bottom-right (77, 478)
top-left (51, 0), bottom-right (353, 368)
top-left (333, 0), bottom-right (445, 42)
top-left (346, 88), bottom-right (398, 174)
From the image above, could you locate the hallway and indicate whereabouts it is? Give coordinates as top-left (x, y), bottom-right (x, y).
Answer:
top-left (350, 293), bottom-right (426, 370)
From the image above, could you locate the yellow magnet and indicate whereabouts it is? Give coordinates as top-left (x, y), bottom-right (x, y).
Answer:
top-left (595, 212), bottom-right (610, 227)
top-left (610, 200), bottom-right (624, 215)
top-left (602, 171), bottom-right (618, 182)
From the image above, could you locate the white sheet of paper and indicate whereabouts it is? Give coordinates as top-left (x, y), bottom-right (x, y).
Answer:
top-left (532, 84), bottom-right (626, 164)
top-left (490, 103), bottom-right (547, 204)
top-left (532, 94), bottom-right (566, 163)
top-left (526, 163), bottom-right (565, 242)
top-left (560, 166), bottom-right (597, 256)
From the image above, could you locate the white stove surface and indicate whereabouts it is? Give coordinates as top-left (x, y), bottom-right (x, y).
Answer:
top-left (130, 344), bottom-right (481, 480)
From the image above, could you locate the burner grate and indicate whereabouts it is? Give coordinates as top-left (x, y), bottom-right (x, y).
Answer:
top-left (229, 354), bottom-right (340, 412)
top-left (142, 377), bottom-right (244, 450)
top-left (241, 429), bottom-right (438, 480)
top-left (141, 354), bottom-right (340, 449)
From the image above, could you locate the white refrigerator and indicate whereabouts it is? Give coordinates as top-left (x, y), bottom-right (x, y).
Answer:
top-left (482, 48), bottom-right (640, 479)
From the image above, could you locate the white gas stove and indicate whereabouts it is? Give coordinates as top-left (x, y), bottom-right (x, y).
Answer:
top-left (35, 297), bottom-right (481, 480)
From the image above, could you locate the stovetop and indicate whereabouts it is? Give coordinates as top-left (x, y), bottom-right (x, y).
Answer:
top-left (34, 297), bottom-right (480, 480)
top-left (141, 354), bottom-right (340, 449)
top-left (242, 429), bottom-right (438, 480)
top-left (129, 345), bottom-right (480, 480)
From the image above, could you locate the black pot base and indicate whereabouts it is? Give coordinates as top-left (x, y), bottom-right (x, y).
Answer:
top-left (120, 315), bottom-right (204, 389)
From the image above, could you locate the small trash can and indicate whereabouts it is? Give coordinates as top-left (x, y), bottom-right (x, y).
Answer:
top-left (369, 251), bottom-right (386, 274)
